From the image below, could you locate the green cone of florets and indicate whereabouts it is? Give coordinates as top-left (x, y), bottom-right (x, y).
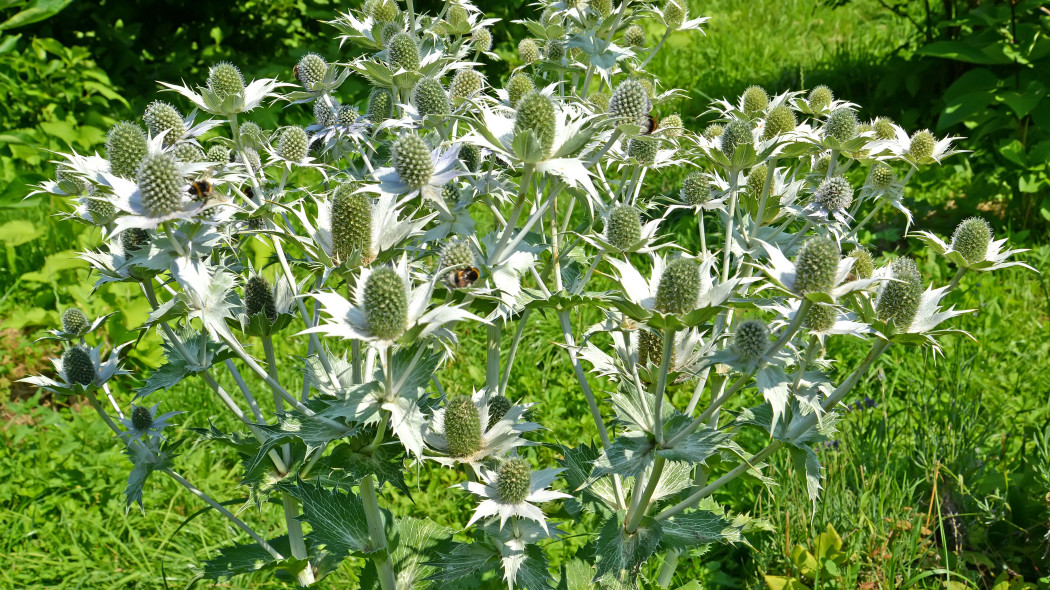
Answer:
top-left (412, 76), bottom-right (451, 117)
top-left (331, 182), bottom-right (373, 263)
top-left (487, 395), bottom-right (512, 426)
top-left (794, 236), bottom-right (840, 294)
top-left (120, 228), bottom-right (149, 254)
top-left (518, 38), bottom-right (540, 64)
top-left (447, 5), bottom-right (467, 27)
top-left (62, 308), bottom-right (89, 336)
top-left (870, 162), bottom-right (895, 189)
top-left (661, 113), bottom-right (683, 138)
top-left (474, 28), bottom-right (493, 52)
top-left (444, 395), bottom-right (482, 457)
top-left (363, 267), bottom-right (408, 340)
top-left (589, 91), bottom-right (610, 112)
top-left (825, 108), bottom-right (858, 143)
top-left (703, 123), bottom-right (724, 139)
top-left (742, 85), bottom-right (768, 115)
top-left (87, 197), bottom-right (116, 225)
top-left (813, 155), bottom-right (830, 175)
top-left (909, 130), bottom-right (936, 160)
top-left (245, 275), bottom-right (278, 321)
top-left (238, 147), bottom-right (261, 171)
top-left (207, 62), bottom-right (245, 98)
top-left (131, 405), bottom-right (153, 431)
top-left (143, 101), bottom-right (185, 146)
top-left (56, 168), bottom-right (87, 194)
top-left (367, 88), bottom-right (394, 124)
top-left (747, 164), bottom-right (768, 196)
top-left (873, 117), bottom-right (895, 140)
top-left (594, 0), bottom-right (613, 16)
top-left (951, 217), bottom-right (992, 265)
top-left (805, 303), bottom-right (837, 332)
top-left (627, 137), bottom-right (657, 165)
top-left (545, 39), bottom-right (566, 61)
top-left (814, 175), bottom-right (853, 213)
top-left (808, 85), bottom-right (833, 112)
top-left (848, 248), bottom-right (874, 280)
top-left (664, 0), bottom-right (685, 28)
top-left (106, 122), bottom-right (149, 179)
top-left (681, 171), bottom-right (711, 205)
top-left (876, 257), bottom-right (922, 329)
top-left (388, 33), bottom-right (421, 72)
top-left (378, 21), bottom-right (401, 45)
top-left (656, 257), bottom-right (700, 314)
top-left (496, 458), bottom-right (532, 503)
top-left (606, 205), bottom-right (642, 251)
top-left (136, 153), bottom-right (183, 217)
top-left (441, 183), bottom-right (459, 204)
top-left (238, 121), bottom-right (265, 149)
top-left (296, 53), bottom-right (328, 87)
top-left (732, 320), bottom-right (769, 360)
top-left (207, 144), bottom-right (231, 163)
top-left (172, 142), bottom-right (205, 163)
top-left (720, 119), bottom-right (753, 159)
top-left (392, 134), bottom-right (433, 187)
top-left (514, 91), bottom-right (557, 160)
top-left (277, 126), bottom-right (309, 163)
top-left (63, 346), bottom-right (95, 386)
top-left (449, 69), bottom-right (482, 101)
top-left (608, 78), bottom-right (650, 122)
top-left (460, 143), bottom-right (484, 172)
top-left (314, 100), bottom-right (335, 127)
top-left (624, 24), bottom-right (645, 46)
top-left (635, 77), bottom-right (655, 98)
top-left (763, 105), bottom-right (797, 140)
top-left (371, 0), bottom-right (399, 22)
top-left (332, 105), bottom-right (356, 128)
top-left (506, 73), bottom-right (536, 107)
top-left (438, 239), bottom-right (475, 273)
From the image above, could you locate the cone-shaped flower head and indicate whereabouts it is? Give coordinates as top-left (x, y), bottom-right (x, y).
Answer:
top-left (245, 275), bottom-right (278, 321)
top-left (447, 5), bottom-right (467, 27)
top-left (377, 22), bottom-right (401, 45)
top-left (391, 133), bottom-right (434, 187)
top-left (720, 119), bottom-right (753, 158)
top-left (595, 0), bottom-right (613, 16)
top-left (606, 205), bottom-right (642, 251)
top-left (238, 121), bottom-right (265, 149)
top-left (363, 266), bottom-right (408, 340)
top-left (438, 239), bottom-right (476, 273)
top-left (314, 100), bottom-right (335, 127)
top-left (732, 320), bottom-right (769, 360)
top-left (624, 25), bottom-right (645, 46)
top-left (664, 0), bottom-right (685, 28)
top-left (121, 228), bottom-right (150, 254)
top-left (637, 330), bottom-right (671, 367)
top-left (662, 113), bottom-right (683, 138)
top-left (143, 101), bottom-right (185, 146)
top-left (545, 39), bottom-right (566, 61)
top-left (106, 122), bottom-right (149, 179)
top-left (681, 171), bottom-right (711, 205)
top-left (747, 164), bottom-right (768, 195)
top-left (487, 394), bottom-right (512, 426)
top-left (207, 144), bottom-right (231, 163)
top-left (848, 248), bottom-right (874, 280)
top-left (742, 85), bottom-right (768, 115)
top-left (794, 236), bottom-right (840, 294)
top-left (951, 217), bottom-right (992, 265)
top-left (808, 85), bottom-right (833, 112)
top-left (589, 91), bottom-right (610, 112)
top-left (518, 38), bottom-right (540, 64)
top-left (703, 123), bottom-right (724, 139)
top-left (514, 91), bottom-right (557, 160)
top-left (63, 346), bottom-right (96, 386)
top-left (367, 87), bottom-right (394, 123)
top-left (388, 32), bottom-right (421, 72)
top-left (805, 303), bottom-right (837, 332)
top-left (870, 162), bottom-right (895, 189)
top-left (136, 153), bottom-right (183, 217)
top-left (762, 105), bottom-right (797, 140)
top-left (495, 458), bottom-right (532, 504)
top-left (131, 405), bottom-right (153, 432)
top-left (449, 69), bottom-right (482, 101)
top-left (627, 137), bottom-right (657, 165)
top-left (814, 176), bottom-right (853, 213)
top-left (608, 78), bottom-right (650, 122)
top-left (460, 143), bottom-right (484, 172)
top-left (656, 257), bottom-right (700, 314)
top-left (207, 62), bottom-right (245, 98)
top-left (331, 182), bottom-right (373, 263)
top-left (909, 130), bottom-right (936, 160)
top-left (474, 27), bottom-right (493, 52)
top-left (277, 126), bottom-right (309, 162)
top-left (87, 198), bottom-right (116, 226)
top-left (873, 117), bottom-right (895, 140)
top-left (444, 394), bottom-right (483, 457)
top-left (826, 108), bottom-right (858, 142)
top-left (62, 308), bottom-right (89, 336)
top-left (295, 53), bottom-right (328, 87)
top-left (371, 0), bottom-right (399, 22)
top-left (506, 73), bottom-right (535, 107)
top-left (172, 142), bottom-right (204, 163)
top-left (412, 76), bottom-right (451, 118)
top-left (335, 105), bottom-right (357, 128)
top-left (876, 257), bottom-right (922, 329)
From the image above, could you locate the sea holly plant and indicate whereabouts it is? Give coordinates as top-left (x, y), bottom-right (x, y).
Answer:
top-left (23, 0), bottom-right (1031, 588)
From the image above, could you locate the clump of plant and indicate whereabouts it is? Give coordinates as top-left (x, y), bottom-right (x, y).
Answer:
top-left (24, 0), bottom-right (1032, 588)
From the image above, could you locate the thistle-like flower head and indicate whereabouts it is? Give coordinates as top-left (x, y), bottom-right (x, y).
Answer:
top-left (61, 308), bottom-right (90, 336)
top-left (793, 237), bottom-right (840, 295)
top-left (731, 319), bottom-right (769, 360)
top-left (825, 108), bottom-right (858, 143)
top-left (461, 460), bottom-right (570, 533)
top-left (514, 91), bottom-right (557, 161)
top-left (518, 38), bottom-right (540, 63)
top-left (742, 85), bottom-right (768, 115)
top-left (875, 257), bottom-right (922, 330)
top-left (144, 101), bottom-right (186, 146)
top-left (106, 122), bottom-right (149, 179)
top-left (655, 257), bottom-right (701, 314)
top-left (720, 119), bottom-right (753, 159)
top-left (807, 85), bottom-right (833, 112)
top-left (412, 76), bottom-right (451, 118)
top-left (388, 32), bottom-right (421, 72)
top-left (207, 62), bottom-right (245, 98)
top-left (506, 73), bottom-right (535, 107)
top-left (762, 105), bottom-right (797, 140)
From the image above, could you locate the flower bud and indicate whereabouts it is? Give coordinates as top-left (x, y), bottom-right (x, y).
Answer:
top-left (277, 126), bottom-right (309, 163)
top-left (589, 91), bottom-right (610, 112)
top-left (143, 101), bottom-right (185, 146)
top-left (950, 217), bottom-right (992, 265)
top-left (825, 108), bottom-right (857, 143)
top-left (762, 105), bottom-right (797, 140)
top-left (388, 33), bottom-right (421, 72)
top-left (814, 176), bottom-right (853, 214)
top-left (872, 116), bottom-right (895, 140)
top-left (460, 143), bottom-right (484, 172)
top-left (438, 239), bottom-right (476, 275)
top-left (474, 27), bottom-right (493, 52)
top-left (208, 62), bottom-right (245, 98)
top-left (444, 395), bottom-right (482, 457)
top-left (331, 182), bottom-right (373, 263)
top-left (87, 196), bottom-right (116, 226)
top-left (606, 205), bottom-right (642, 251)
top-left (664, 0), bottom-right (685, 28)
top-left (136, 153), bottom-right (183, 217)
top-left (411, 76), bottom-right (450, 118)
top-left (624, 25), bottom-right (644, 46)
top-left (732, 320), bottom-right (769, 360)
top-left (239, 122), bottom-right (265, 149)
top-left (703, 123), bottom-right (723, 139)
top-left (447, 5), bottom-right (467, 27)
top-left (496, 458), bottom-right (532, 503)
top-left (608, 78), bottom-right (650, 123)
top-left (518, 38), bottom-right (540, 64)
top-left (62, 308), bottom-right (89, 335)
top-left (131, 405), bottom-right (153, 431)
top-left (720, 119), bottom-right (753, 158)
top-left (909, 130), bottom-right (935, 160)
top-left (807, 85), bottom-right (833, 112)
top-left (449, 69), bottom-right (482, 101)
top-left (656, 257), bottom-right (700, 314)
top-left (869, 162), bottom-right (894, 189)
top-left (876, 257), bottom-right (922, 330)
top-left (335, 105), bottom-right (358, 127)
top-left (392, 133), bottom-right (434, 187)
top-left (237, 147), bottom-right (262, 171)
top-left (314, 100), bottom-right (335, 127)
top-left (377, 22), bottom-right (401, 45)
top-left (106, 122), bottom-right (148, 179)
top-left (364, 267), bottom-right (408, 340)
top-left (661, 113), bottom-right (683, 138)
top-left (627, 137), bottom-right (657, 165)
top-left (742, 85), bottom-right (768, 115)
top-left (366, 88), bottom-right (394, 125)
top-left (514, 91), bottom-right (557, 160)
top-left (172, 142), bottom-right (205, 163)
top-left (747, 163), bottom-right (768, 196)
top-left (847, 248), bottom-right (873, 280)
top-left (545, 39), bottom-right (566, 61)
top-left (794, 236), bottom-right (840, 294)
top-left (681, 171), bottom-right (711, 205)
top-left (63, 346), bottom-right (95, 386)
top-left (207, 144), bottom-right (231, 163)
top-left (805, 303), bottom-right (837, 332)
top-left (506, 73), bottom-right (536, 107)
top-left (594, 0), bottom-right (613, 16)
top-left (540, 8), bottom-right (563, 27)
top-left (121, 229), bottom-right (150, 254)
top-left (245, 275), bottom-right (278, 321)
top-left (487, 394), bottom-right (512, 426)
top-left (371, 0), bottom-right (399, 22)
top-left (813, 155), bottom-right (830, 175)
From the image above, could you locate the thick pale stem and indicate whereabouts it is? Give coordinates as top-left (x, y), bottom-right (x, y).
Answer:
top-left (947, 267), bottom-right (968, 292)
top-left (486, 323), bottom-right (502, 393)
top-left (361, 475), bottom-right (397, 590)
top-left (652, 328), bottom-right (676, 445)
top-left (625, 456), bottom-right (665, 533)
top-left (638, 28), bottom-right (673, 69)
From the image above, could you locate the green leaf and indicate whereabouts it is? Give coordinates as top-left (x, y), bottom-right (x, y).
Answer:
top-left (0, 0), bottom-right (73, 30)
top-left (515, 544), bottom-right (555, 590)
top-left (763, 575), bottom-right (811, 590)
top-left (559, 442), bottom-right (618, 514)
top-left (286, 480), bottom-right (377, 557)
top-left (124, 438), bottom-right (181, 511)
top-left (788, 443), bottom-right (823, 509)
top-left (361, 516), bottom-right (454, 590)
top-left (593, 512), bottom-right (662, 588)
top-left (323, 439), bottom-right (409, 495)
top-left (0, 220), bottom-right (41, 246)
top-left (590, 432), bottom-right (655, 480)
top-left (426, 542), bottom-right (500, 581)
top-left (555, 559), bottom-right (594, 590)
top-left (659, 507), bottom-right (742, 551)
top-left (658, 416), bottom-right (735, 465)
top-left (917, 39), bottom-right (1013, 65)
top-left (200, 535), bottom-right (298, 581)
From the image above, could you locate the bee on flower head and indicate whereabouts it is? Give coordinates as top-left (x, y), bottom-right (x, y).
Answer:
top-left (292, 64), bottom-right (302, 85)
top-left (641, 113), bottom-right (659, 135)
top-left (188, 178), bottom-right (213, 201)
top-left (447, 266), bottom-right (480, 289)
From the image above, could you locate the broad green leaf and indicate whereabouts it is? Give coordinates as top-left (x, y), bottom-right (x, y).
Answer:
top-left (917, 39), bottom-right (1013, 65)
top-left (590, 432), bottom-right (655, 480)
top-left (124, 438), bottom-right (181, 511)
top-left (514, 544), bottom-right (555, 590)
top-left (361, 516), bottom-right (454, 589)
top-left (323, 438), bottom-right (409, 494)
top-left (425, 542), bottom-right (500, 581)
top-left (286, 480), bottom-right (377, 556)
top-left (0, 220), bottom-right (41, 246)
top-left (659, 507), bottom-right (742, 551)
top-left (593, 512), bottom-right (662, 588)
top-left (763, 575), bottom-right (811, 590)
top-left (788, 443), bottom-right (823, 509)
top-left (200, 535), bottom-right (300, 581)
top-left (658, 416), bottom-right (735, 465)
top-left (555, 559), bottom-right (594, 590)
top-left (0, 0), bottom-right (73, 30)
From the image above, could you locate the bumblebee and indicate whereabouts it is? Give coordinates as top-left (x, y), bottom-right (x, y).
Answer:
top-left (292, 64), bottom-right (302, 85)
top-left (447, 266), bottom-right (480, 289)
top-left (641, 113), bottom-right (659, 135)
top-left (188, 179), bottom-right (214, 201)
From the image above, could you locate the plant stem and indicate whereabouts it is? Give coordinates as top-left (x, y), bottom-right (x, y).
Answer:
top-left (486, 323), bottom-right (501, 393)
top-left (639, 29), bottom-right (673, 69)
top-left (652, 328), bottom-right (676, 445)
top-left (499, 309), bottom-right (532, 397)
top-left (721, 174), bottom-right (740, 283)
top-left (656, 441), bottom-right (783, 521)
top-left (625, 456), bottom-right (665, 533)
top-left (947, 267), bottom-right (967, 292)
top-left (360, 475), bottom-right (396, 590)
top-left (281, 493), bottom-right (316, 586)
top-left (490, 164), bottom-right (534, 262)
